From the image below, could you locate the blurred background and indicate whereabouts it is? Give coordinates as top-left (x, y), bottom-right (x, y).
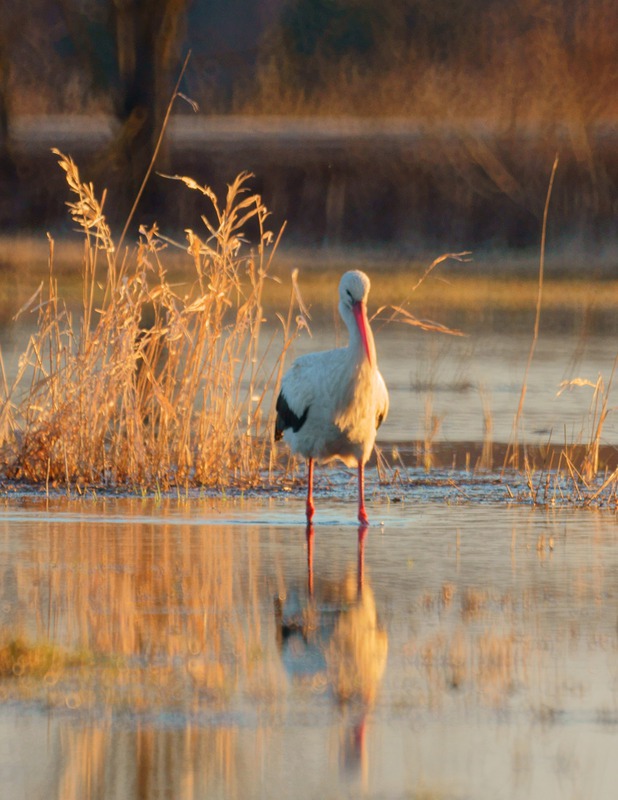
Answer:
top-left (0, 0), bottom-right (616, 257)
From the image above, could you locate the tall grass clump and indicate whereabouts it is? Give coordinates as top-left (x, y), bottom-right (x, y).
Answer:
top-left (0, 152), bottom-right (294, 490)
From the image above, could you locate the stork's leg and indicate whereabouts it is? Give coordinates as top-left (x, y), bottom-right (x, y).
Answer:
top-left (358, 461), bottom-right (369, 526)
top-left (306, 458), bottom-right (315, 521)
top-left (306, 523), bottom-right (314, 598)
top-left (357, 524), bottom-right (367, 595)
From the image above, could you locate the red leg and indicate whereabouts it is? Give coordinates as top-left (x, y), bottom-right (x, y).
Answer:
top-left (357, 524), bottom-right (367, 596)
top-left (306, 458), bottom-right (315, 521)
top-left (306, 523), bottom-right (314, 598)
top-left (358, 461), bottom-right (369, 526)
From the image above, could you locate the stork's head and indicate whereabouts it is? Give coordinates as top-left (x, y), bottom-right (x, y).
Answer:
top-left (339, 271), bottom-right (373, 365)
top-left (339, 270), bottom-right (371, 309)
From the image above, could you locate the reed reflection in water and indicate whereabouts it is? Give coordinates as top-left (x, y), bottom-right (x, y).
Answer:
top-left (1, 499), bottom-right (618, 799)
top-left (0, 503), bottom-right (388, 799)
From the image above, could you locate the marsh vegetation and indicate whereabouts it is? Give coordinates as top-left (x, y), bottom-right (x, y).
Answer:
top-left (2, 2), bottom-right (617, 250)
top-left (0, 152), bottom-right (617, 510)
top-left (0, 153), bottom-right (297, 490)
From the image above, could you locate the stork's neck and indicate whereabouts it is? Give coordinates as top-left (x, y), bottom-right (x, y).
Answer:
top-left (341, 300), bottom-right (377, 367)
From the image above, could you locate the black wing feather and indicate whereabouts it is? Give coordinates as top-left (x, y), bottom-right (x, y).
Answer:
top-left (275, 391), bottom-right (309, 440)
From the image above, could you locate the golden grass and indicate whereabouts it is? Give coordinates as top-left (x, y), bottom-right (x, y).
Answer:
top-left (0, 153), bottom-right (616, 501)
top-left (2, 237), bottom-right (618, 327)
top-left (267, 268), bottom-right (618, 335)
top-left (505, 154), bottom-right (559, 471)
top-left (0, 153), bottom-right (300, 490)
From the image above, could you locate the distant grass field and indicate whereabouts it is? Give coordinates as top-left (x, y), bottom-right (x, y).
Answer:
top-left (2, 235), bottom-right (617, 333)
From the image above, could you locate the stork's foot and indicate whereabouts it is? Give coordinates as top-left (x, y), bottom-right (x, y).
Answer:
top-left (306, 499), bottom-right (315, 522)
top-left (358, 506), bottom-right (369, 527)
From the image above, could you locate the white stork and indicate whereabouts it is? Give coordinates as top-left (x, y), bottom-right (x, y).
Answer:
top-left (275, 270), bottom-right (389, 525)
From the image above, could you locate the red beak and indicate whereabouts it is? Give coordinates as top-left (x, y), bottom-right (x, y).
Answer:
top-left (352, 301), bottom-right (372, 366)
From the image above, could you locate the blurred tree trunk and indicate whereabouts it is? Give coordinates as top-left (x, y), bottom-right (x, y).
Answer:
top-left (55, 0), bottom-right (190, 224)
top-left (0, 50), bottom-right (10, 166)
top-left (111, 0), bottom-right (190, 211)
top-left (0, 3), bottom-right (20, 224)
top-left (0, 1), bottom-right (18, 165)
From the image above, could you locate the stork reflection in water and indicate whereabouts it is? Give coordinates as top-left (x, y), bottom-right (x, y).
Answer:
top-left (274, 525), bottom-right (388, 782)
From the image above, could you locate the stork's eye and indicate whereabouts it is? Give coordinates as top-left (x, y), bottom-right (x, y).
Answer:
top-left (346, 289), bottom-right (354, 302)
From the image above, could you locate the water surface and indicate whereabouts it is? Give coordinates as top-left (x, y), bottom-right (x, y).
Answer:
top-left (1, 496), bottom-right (617, 799)
top-left (2, 317), bottom-right (618, 452)
top-left (1, 269), bottom-right (618, 797)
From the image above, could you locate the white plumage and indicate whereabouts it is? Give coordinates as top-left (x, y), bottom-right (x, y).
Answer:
top-left (275, 270), bottom-right (389, 524)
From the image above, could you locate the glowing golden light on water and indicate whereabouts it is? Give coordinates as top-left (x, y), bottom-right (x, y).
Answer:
top-left (1, 498), bottom-right (618, 798)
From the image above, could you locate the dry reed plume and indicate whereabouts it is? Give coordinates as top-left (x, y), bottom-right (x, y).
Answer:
top-left (0, 152), bottom-right (295, 491)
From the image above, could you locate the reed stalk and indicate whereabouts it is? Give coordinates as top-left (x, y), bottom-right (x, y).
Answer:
top-left (0, 155), bottom-right (297, 490)
top-left (503, 154), bottom-right (559, 472)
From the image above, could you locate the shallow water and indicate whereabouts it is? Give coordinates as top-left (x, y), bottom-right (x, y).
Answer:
top-left (1, 277), bottom-right (618, 797)
top-left (311, 324), bottom-right (618, 446)
top-left (2, 319), bottom-right (618, 453)
top-left (1, 495), bottom-right (618, 799)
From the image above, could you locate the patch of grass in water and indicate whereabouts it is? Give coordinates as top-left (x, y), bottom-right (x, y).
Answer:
top-left (0, 637), bottom-right (94, 680)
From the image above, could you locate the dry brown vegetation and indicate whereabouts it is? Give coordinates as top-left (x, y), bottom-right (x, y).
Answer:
top-left (0, 152), bottom-right (298, 490)
top-left (237, 0), bottom-right (618, 130)
top-left (9, 0), bottom-right (617, 129)
top-left (0, 151), bottom-right (615, 505)
top-left (3, 2), bottom-right (616, 253)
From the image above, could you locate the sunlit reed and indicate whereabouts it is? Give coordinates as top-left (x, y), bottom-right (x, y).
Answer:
top-left (0, 153), bottom-right (299, 490)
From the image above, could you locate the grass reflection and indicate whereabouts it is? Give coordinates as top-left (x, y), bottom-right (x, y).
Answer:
top-left (0, 510), bottom-right (390, 715)
top-left (0, 512), bottom-right (393, 798)
top-left (0, 517), bottom-right (281, 714)
top-left (2, 504), bottom-right (618, 799)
